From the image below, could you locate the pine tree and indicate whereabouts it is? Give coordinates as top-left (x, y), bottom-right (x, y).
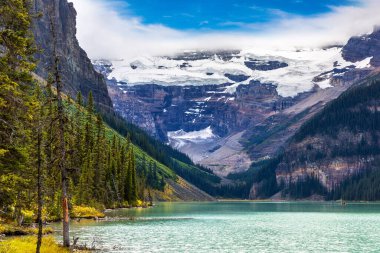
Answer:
top-left (93, 114), bottom-right (105, 200)
top-left (130, 148), bottom-right (138, 204)
top-left (32, 86), bottom-right (45, 253)
top-left (76, 91), bottom-right (83, 107)
top-left (125, 150), bottom-right (133, 204)
top-left (78, 94), bottom-right (96, 205)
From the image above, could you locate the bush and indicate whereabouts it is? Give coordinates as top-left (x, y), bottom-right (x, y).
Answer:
top-left (71, 206), bottom-right (105, 219)
top-left (21, 210), bottom-right (34, 224)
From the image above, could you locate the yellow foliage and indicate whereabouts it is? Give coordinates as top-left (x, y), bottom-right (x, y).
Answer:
top-left (0, 149), bottom-right (8, 156)
top-left (0, 236), bottom-right (80, 253)
top-left (136, 199), bottom-right (143, 207)
top-left (72, 206), bottom-right (105, 219)
top-left (21, 210), bottom-right (34, 224)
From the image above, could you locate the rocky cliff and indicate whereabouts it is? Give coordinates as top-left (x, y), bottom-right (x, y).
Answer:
top-left (342, 26), bottom-right (380, 67)
top-left (31, 0), bottom-right (113, 110)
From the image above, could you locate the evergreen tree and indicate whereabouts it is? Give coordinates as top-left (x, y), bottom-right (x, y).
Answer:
top-left (32, 86), bottom-right (45, 253)
top-left (130, 148), bottom-right (138, 203)
top-left (0, 0), bottom-right (36, 224)
top-left (76, 91), bottom-right (83, 107)
top-left (125, 150), bottom-right (133, 204)
top-left (93, 114), bottom-right (105, 200)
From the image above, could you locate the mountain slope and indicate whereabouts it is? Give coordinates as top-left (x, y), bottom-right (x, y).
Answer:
top-left (222, 29), bottom-right (380, 200)
top-left (249, 70), bottom-right (380, 200)
top-left (29, 0), bottom-right (217, 201)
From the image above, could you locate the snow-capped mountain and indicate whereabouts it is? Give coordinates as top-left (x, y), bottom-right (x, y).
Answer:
top-left (95, 47), bottom-right (372, 97)
top-left (94, 30), bottom-right (379, 176)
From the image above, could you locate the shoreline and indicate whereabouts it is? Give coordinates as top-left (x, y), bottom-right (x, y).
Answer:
top-left (196, 199), bottom-right (380, 204)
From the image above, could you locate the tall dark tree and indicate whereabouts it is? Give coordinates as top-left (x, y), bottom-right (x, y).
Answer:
top-left (48, 2), bottom-right (70, 246)
top-left (130, 148), bottom-right (138, 203)
top-left (33, 87), bottom-right (45, 253)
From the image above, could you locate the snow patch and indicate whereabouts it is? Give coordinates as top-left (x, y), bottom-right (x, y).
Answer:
top-left (167, 126), bottom-right (217, 149)
top-left (355, 56), bottom-right (373, 68)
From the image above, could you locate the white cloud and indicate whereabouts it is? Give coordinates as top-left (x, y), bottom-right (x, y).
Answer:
top-left (70, 0), bottom-right (380, 60)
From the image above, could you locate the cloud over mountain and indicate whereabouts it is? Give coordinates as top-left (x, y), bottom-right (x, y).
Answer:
top-left (71, 0), bottom-right (380, 60)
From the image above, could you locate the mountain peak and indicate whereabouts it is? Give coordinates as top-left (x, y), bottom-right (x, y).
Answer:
top-left (342, 26), bottom-right (380, 67)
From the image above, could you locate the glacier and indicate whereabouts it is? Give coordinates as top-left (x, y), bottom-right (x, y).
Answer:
top-left (95, 47), bottom-right (373, 98)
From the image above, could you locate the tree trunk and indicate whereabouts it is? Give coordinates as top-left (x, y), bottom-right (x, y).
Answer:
top-left (36, 125), bottom-right (43, 253)
top-left (56, 56), bottom-right (70, 247)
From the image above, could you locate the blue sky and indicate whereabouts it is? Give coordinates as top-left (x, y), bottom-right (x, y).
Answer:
top-left (118, 0), bottom-right (356, 31)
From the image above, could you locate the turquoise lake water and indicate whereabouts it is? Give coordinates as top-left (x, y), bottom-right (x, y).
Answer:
top-left (56, 202), bottom-right (380, 252)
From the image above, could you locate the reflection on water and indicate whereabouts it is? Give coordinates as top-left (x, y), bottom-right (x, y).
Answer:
top-left (53, 202), bottom-right (380, 253)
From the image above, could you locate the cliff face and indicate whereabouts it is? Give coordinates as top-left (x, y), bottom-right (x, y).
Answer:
top-left (107, 80), bottom-right (300, 142)
top-left (31, 0), bottom-right (112, 110)
top-left (108, 83), bottom-right (241, 140)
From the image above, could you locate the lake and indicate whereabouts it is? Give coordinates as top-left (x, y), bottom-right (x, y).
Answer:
top-left (55, 202), bottom-right (380, 252)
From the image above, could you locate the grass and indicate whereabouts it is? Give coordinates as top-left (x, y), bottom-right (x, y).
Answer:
top-left (0, 223), bottom-right (53, 236)
top-left (0, 236), bottom-right (89, 253)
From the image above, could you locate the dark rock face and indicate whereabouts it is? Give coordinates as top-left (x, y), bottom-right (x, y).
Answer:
top-left (31, 0), bottom-right (113, 110)
top-left (224, 74), bottom-right (250, 82)
top-left (179, 62), bottom-right (192, 69)
top-left (108, 83), bottom-right (236, 140)
top-left (342, 27), bottom-right (380, 67)
top-left (244, 60), bottom-right (288, 71)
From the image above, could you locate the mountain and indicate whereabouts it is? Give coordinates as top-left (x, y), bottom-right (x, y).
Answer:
top-left (94, 34), bottom-right (375, 177)
top-left (29, 0), bottom-right (217, 201)
top-left (245, 29), bottom-right (380, 200)
top-left (248, 71), bottom-right (380, 200)
top-left (342, 26), bottom-right (380, 67)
